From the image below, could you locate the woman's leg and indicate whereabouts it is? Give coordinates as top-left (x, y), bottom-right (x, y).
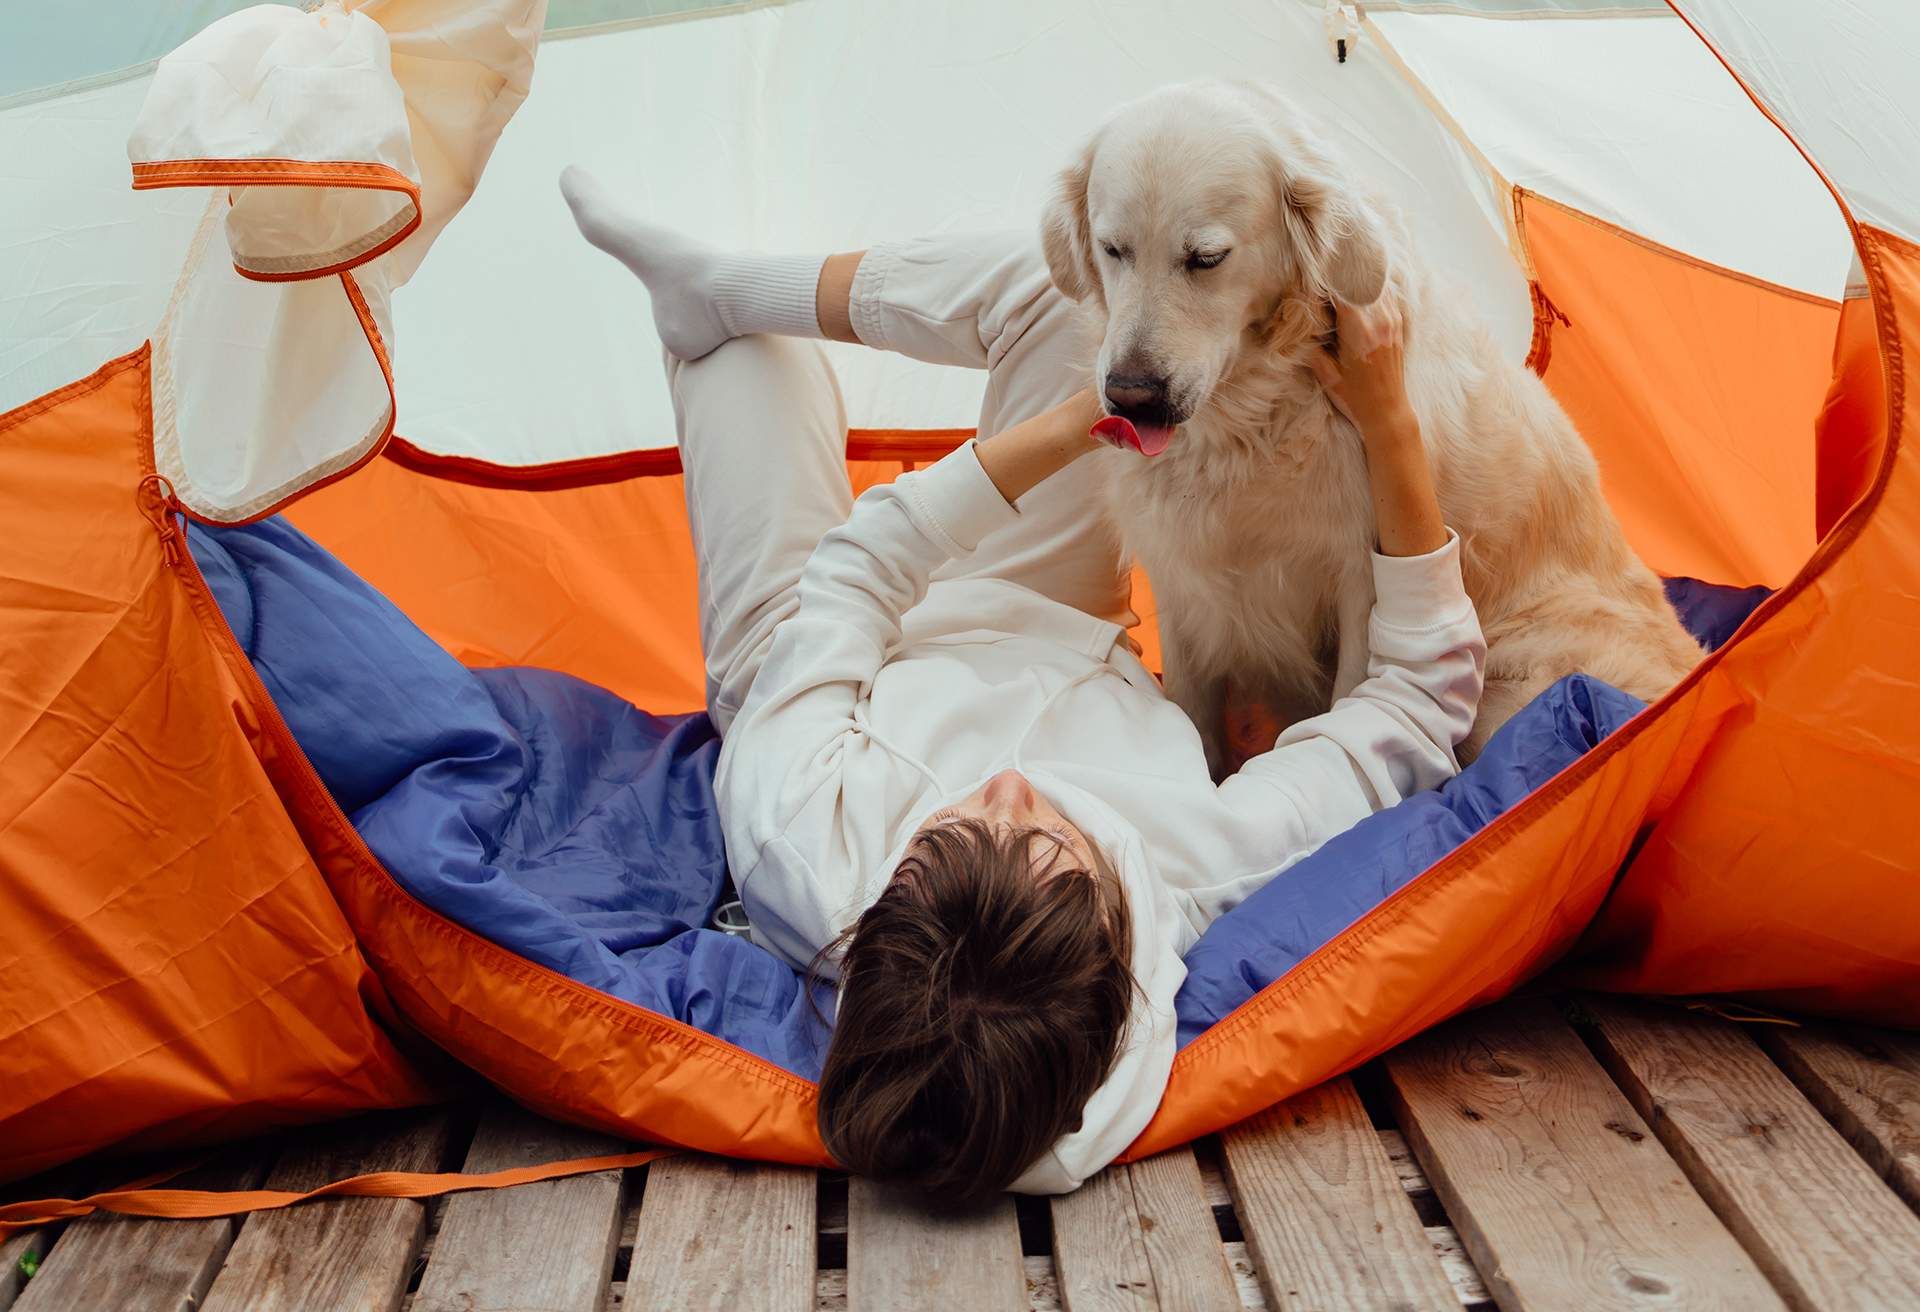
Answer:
top-left (844, 233), bottom-right (1133, 627)
top-left (668, 335), bottom-right (852, 735)
top-left (563, 170), bottom-right (1129, 624)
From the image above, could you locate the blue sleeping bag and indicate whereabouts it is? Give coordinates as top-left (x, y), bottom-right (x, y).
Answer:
top-left (187, 517), bottom-right (1760, 1080)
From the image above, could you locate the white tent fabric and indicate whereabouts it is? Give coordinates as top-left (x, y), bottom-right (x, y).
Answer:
top-left (1672, 0), bottom-right (1920, 248)
top-left (0, 0), bottom-right (1860, 490)
top-left (396, 0), bottom-right (1526, 466)
top-left (1367, 10), bottom-right (1851, 294)
top-left (0, 76), bottom-right (205, 414)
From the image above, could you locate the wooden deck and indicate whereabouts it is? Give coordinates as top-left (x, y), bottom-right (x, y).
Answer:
top-left (8, 994), bottom-right (1920, 1311)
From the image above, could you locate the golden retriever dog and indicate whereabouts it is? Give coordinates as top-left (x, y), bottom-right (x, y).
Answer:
top-left (1041, 80), bottom-right (1701, 772)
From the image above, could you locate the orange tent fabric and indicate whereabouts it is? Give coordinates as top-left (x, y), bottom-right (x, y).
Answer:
top-left (4, 0), bottom-right (1919, 1201)
top-left (1515, 190), bottom-right (1837, 589)
top-left (10, 185), bottom-right (1920, 1193)
top-left (284, 451), bottom-right (1170, 714)
top-left (1568, 225), bottom-right (1920, 1023)
top-left (0, 350), bottom-right (441, 1184)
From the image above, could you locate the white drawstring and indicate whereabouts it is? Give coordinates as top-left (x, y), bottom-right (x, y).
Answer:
top-left (1011, 663), bottom-right (1108, 778)
top-left (851, 700), bottom-right (948, 795)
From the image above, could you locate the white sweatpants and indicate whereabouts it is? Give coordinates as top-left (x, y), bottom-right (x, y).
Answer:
top-left (667, 231), bottom-right (1133, 734)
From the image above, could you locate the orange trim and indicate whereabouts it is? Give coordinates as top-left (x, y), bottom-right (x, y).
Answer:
top-left (383, 437), bottom-right (684, 488)
top-left (0, 1147), bottom-right (676, 1235)
top-left (382, 428), bottom-right (976, 491)
top-left (845, 427), bottom-right (977, 462)
top-left (170, 270), bottom-right (398, 528)
top-left (237, 215), bottom-right (420, 284)
top-left (131, 159), bottom-right (422, 283)
top-left (1509, 180), bottom-right (1841, 385)
top-left (133, 158), bottom-right (418, 191)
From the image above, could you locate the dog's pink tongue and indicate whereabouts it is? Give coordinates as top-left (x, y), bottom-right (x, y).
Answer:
top-left (1091, 415), bottom-right (1175, 458)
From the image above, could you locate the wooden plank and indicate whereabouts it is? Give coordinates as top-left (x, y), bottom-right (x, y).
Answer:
top-left (13, 1148), bottom-right (271, 1312)
top-left (845, 1178), bottom-right (1024, 1312)
top-left (1049, 1165), bottom-right (1156, 1312)
top-left (411, 1103), bottom-right (627, 1312)
top-left (1384, 998), bottom-right (1781, 1310)
top-left (201, 1109), bottom-right (455, 1312)
top-left (1126, 1148), bottom-right (1240, 1312)
top-left (0, 1230), bottom-right (48, 1312)
top-left (1760, 1021), bottom-right (1920, 1210)
top-left (1200, 1131), bottom-right (1488, 1308)
top-left (1585, 997), bottom-right (1920, 1309)
top-left (1221, 1076), bottom-right (1455, 1311)
top-left (625, 1155), bottom-right (814, 1311)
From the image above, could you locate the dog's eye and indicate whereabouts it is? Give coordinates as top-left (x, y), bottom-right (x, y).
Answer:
top-left (1101, 241), bottom-right (1129, 262)
top-left (1186, 249), bottom-right (1230, 271)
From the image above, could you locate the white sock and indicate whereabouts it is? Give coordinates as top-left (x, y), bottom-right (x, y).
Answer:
top-left (560, 165), bottom-right (824, 361)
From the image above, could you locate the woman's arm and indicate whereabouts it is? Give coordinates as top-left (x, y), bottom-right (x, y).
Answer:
top-left (1307, 292), bottom-right (1447, 557)
top-left (716, 390), bottom-right (1107, 962)
top-left (725, 388), bottom-right (1103, 766)
top-left (1188, 293), bottom-right (1485, 925)
top-left (974, 388), bottom-right (1106, 502)
top-left (730, 388), bottom-right (1103, 756)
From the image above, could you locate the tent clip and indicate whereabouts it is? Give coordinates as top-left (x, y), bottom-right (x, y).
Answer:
top-left (138, 473), bottom-right (182, 567)
top-left (1324, 0), bottom-right (1359, 64)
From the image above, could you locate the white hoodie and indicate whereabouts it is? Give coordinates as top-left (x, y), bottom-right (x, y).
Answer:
top-left (716, 441), bottom-right (1484, 1194)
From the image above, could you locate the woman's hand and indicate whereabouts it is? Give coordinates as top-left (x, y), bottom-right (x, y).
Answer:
top-left (1307, 291), bottom-right (1414, 439)
top-left (974, 388), bottom-right (1106, 506)
top-left (1308, 291), bottom-right (1448, 557)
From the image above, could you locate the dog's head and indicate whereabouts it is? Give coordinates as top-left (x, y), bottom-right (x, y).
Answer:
top-left (1041, 81), bottom-right (1387, 448)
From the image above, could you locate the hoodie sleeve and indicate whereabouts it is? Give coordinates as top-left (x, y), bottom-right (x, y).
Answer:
top-left (716, 442), bottom-right (1019, 965)
top-left (1195, 529), bottom-right (1486, 925)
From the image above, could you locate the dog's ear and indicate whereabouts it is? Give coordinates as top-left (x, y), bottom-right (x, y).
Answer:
top-left (1041, 138), bottom-right (1098, 302)
top-left (1272, 138), bottom-right (1388, 306)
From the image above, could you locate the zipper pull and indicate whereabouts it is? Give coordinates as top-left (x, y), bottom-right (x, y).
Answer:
top-left (138, 473), bottom-right (182, 567)
top-left (1531, 283), bottom-right (1571, 330)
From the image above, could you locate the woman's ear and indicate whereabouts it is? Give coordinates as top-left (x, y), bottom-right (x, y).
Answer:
top-left (1271, 133), bottom-right (1389, 307)
top-left (1041, 139), bottom-right (1099, 302)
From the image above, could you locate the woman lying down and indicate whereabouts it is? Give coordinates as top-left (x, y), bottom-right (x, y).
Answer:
top-left (561, 169), bottom-right (1485, 1202)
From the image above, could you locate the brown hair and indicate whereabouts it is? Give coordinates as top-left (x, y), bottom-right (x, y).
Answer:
top-left (815, 818), bottom-right (1135, 1208)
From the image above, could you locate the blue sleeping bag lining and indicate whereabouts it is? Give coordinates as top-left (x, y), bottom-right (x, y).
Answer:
top-left (187, 517), bottom-right (1763, 1081)
top-left (188, 518), bottom-right (832, 1077)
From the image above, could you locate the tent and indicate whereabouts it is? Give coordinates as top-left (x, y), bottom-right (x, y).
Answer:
top-left (3, 0), bottom-right (1918, 1190)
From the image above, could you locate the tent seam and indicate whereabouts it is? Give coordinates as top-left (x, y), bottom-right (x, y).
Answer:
top-left (1519, 188), bottom-right (1842, 308)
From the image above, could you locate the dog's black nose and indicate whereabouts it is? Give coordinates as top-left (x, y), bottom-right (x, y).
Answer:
top-left (1103, 372), bottom-right (1169, 415)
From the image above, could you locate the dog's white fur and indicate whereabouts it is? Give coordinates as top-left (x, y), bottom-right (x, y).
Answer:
top-left (1041, 81), bottom-right (1700, 770)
